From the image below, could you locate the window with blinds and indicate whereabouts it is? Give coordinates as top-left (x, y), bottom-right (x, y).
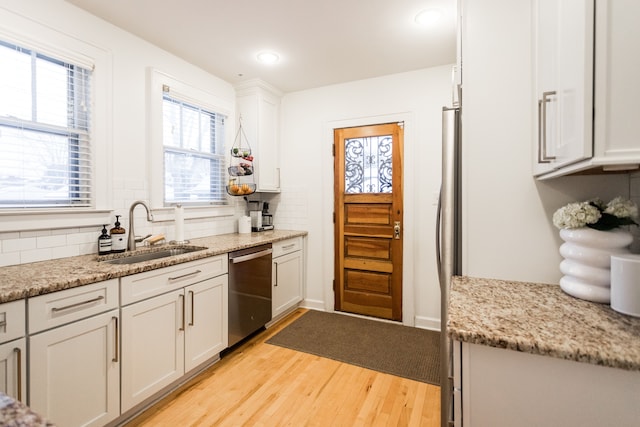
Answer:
top-left (0, 40), bottom-right (92, 208)
top-left (162, 88), bottom-right (227, 206)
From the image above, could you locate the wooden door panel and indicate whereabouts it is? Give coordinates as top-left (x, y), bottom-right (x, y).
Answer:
top-left (344, 226), bottom-right (393, 238)
top-left (344, 237), bottom-right (391, 260)
top-left (343, 258), bottom-right (393, 274)
top-left (344, 270), bottom-right (391, 294)
top-left (344, 204), bottom-right (392, 225)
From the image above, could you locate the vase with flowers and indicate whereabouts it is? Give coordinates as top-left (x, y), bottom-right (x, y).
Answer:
top-left (553, 197), bottom-right (638, 303)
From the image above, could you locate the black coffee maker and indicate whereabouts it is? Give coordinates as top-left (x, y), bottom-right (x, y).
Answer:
top-left (261, 202), bottom-right (274, 230)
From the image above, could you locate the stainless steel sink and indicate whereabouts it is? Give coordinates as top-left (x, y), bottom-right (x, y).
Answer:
top-left (103, 246), bottom-right (207, 265)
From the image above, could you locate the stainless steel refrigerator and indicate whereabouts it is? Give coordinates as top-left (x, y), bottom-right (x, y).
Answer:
top-left (437, 105), bottom-right (462, 427)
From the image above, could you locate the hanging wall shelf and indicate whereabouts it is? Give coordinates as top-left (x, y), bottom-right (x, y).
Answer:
top-left (227, 117), bottom-right (256, 196)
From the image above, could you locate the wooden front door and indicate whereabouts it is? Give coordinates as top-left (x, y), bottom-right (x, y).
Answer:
top-left (334, 122), bottom-right (403, 321)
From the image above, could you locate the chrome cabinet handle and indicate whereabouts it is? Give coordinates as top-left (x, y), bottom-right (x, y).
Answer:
top-left (538, 90), bottom-right (557, 163)
top-left (188, 290), bottom-right (195, 326)
top-left (273, 262), bottom-right (278, 287)
top-left (13, 347), bottom-right (21, 401)
top-left (168, 270), bottom-right (202, 282)
top-left (51, 295), bottom-right (105, 313)
top-left (179, 294), bottom-right (185, 331)
top-left (112, 316), bottom-right (119, 363)
top-left (281, 244), bottom-right (295, 250)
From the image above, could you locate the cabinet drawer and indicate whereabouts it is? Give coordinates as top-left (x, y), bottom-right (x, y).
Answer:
top-left (120, 254), bottom-right (228, 305)
top-left (28, 279), bottom-right (118, 334)
top-left (273, 237), bottom-right (302, 258)
top-left (0, 300), bottom-right (25, 344)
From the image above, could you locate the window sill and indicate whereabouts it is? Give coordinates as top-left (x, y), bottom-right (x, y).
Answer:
top-left (0, 209), bottom-right (113, 233)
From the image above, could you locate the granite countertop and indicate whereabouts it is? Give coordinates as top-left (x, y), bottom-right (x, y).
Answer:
top-left (449, 276), bottom-right (640, 371)
top-left (0, 230), bottom-right (306, 303)
top-left (0, 393), bottom-right (54, 426)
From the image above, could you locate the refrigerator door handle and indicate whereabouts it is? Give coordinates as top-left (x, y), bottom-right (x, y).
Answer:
top-left (436, 186), bottom-right (443, 288)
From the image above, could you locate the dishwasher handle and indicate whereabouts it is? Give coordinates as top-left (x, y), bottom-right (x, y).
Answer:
top-left (230, 248), bottom-right (273, 264)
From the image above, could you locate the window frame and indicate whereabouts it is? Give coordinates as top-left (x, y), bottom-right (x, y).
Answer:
top-left (148, 68), bottom-right (234, 219)
top-left (0, 40), bottom-right (93, 208)
top-left (161, 92), bottom-right (227, 207)
top-left (0, 14), bottom-right (112, 232)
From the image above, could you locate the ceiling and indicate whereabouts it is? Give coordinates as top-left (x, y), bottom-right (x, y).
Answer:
top-left (64, 0), bottom-right (457, 93)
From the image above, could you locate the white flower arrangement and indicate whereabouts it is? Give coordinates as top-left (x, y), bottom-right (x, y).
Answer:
top-left (552, 197), bottom-right (639, 231)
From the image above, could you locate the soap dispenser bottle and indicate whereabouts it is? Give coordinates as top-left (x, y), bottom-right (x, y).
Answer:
top-left (110, 215), bottom-right (126, 253)
top-left (98, 225), bottom-right (112, 255)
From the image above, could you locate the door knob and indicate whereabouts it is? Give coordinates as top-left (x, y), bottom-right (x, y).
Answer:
top-left (394, 221), bottom-right (401, 239)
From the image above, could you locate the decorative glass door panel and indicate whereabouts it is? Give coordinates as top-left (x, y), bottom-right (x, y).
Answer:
top-left (344, 135), bottom-right (392, 193)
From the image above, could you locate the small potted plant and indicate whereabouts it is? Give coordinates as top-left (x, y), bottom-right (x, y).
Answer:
top-left (552, 197), bottom-right (638, 231)
top-left (552, 197), bottom-right (638, 303)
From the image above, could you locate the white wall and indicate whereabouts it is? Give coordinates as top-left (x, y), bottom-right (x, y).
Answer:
top-left (0, 0), bottom-right (453, 329)
top-left (280, 65), bottom-right (453, 328)
top-left (461, 0), bottom-right (632, 284)
top-left (0, 0), bottom-right (244, 266)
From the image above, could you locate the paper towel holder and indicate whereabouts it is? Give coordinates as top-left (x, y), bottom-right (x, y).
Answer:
top-left (169, 203), bottom-right (190, 245)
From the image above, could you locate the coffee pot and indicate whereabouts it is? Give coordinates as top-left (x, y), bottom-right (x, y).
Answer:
top-left (262, 202), bottom-right (273, 227)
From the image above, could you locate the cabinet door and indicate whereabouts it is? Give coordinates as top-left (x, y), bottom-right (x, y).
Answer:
top-left (0, 300), bottom-right (25, 344)
top-left (593, 0), bottom-right (640, 163)
top-left (255, 92), bottom-right (280, 192)
top-left (0, 338), bottom-right (26, 402)
top-left (236, 81), bottom-right (282, 192)
top-left (121, 290), bottom-right (184, 412)
top-left (272, 250), bottom-right (303, 318)
top-left (461, 342), bottom-right (640, 426)
top-left (184, 275), bottom-right (228, 373)
top-left (29, 310), bottom-right (119, 427)
top-left (533, 0), bottom-right (594, 175)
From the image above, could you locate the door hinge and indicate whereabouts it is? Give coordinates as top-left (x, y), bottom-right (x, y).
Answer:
top-left (332, 144), bottom-right (335, 157)
top-left (333, 212), bottom-right (335, 223)
top-left (333, 279), bottom-right (336, 291)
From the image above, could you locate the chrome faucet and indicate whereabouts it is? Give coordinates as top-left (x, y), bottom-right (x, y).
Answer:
top-left (127, 200), bottom-right (154, 251)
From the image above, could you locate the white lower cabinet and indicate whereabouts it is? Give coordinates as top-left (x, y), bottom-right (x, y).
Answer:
top-left (121, 289), bottom-right (184, 412)
top-left (0, 299), bottom-right (26, 402)
top-left (457, 341), bottom-right (640, 426)
top-left (184, 276), bottom-right (228, 372)
top-left (272, 238), bottom-right (304, 319)
top-left (120, 256), bottom-right (228, 413)
top-left (0, 338), bottom-right (26, 402)
top-left (28, 279), bottom-right (119, 427)
top-left (29, 309), bottom-right (120, 427)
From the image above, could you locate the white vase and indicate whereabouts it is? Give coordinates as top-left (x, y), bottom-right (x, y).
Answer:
top-left (559, 227), bottom-right (633, 303)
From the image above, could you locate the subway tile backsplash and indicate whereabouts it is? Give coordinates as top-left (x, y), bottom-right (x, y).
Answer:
top-left (0, 179), bottom-right (312, 267)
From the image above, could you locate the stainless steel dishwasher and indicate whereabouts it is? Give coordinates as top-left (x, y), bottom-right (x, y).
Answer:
top-left (228, 243), bottom-right (273, 347)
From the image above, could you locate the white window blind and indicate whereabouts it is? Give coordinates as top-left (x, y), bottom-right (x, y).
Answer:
top-left (162, 87), bottom-right (227, 206)
top-left (0, 40), bottom-right (92, 208)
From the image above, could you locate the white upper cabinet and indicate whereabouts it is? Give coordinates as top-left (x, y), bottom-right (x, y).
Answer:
top-left (534, 0), bottom-right (640, 178)
top-left (592, 0), bottom-right (640, 170)
top-left (235, 79), bottom-right (282, 192)
top-left (533, 0), bottom-right (594, 176)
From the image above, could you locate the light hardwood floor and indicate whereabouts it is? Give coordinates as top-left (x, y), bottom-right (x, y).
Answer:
top-left (125, 308), bottom-right (440, 427)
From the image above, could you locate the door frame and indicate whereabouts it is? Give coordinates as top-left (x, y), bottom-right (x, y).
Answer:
top-left (321, 112), bottom-right (416, 326)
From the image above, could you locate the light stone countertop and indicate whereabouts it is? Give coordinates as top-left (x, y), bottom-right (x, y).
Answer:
top-left (0, 392), bottom-right (54, 426)
top-left (449, 276), bottom-right (640, 371)
top-left (0, 230), bottom-right (307, 303)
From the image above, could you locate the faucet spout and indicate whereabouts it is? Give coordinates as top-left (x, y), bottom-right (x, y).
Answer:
top-left (128, 200), bottom-right (154, 251)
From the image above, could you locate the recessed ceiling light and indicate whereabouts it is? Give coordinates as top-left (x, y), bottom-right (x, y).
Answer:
top-left (256, 51), bottom-right (280, 65)
top-left (415, 8), bottom-right (443, 26)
